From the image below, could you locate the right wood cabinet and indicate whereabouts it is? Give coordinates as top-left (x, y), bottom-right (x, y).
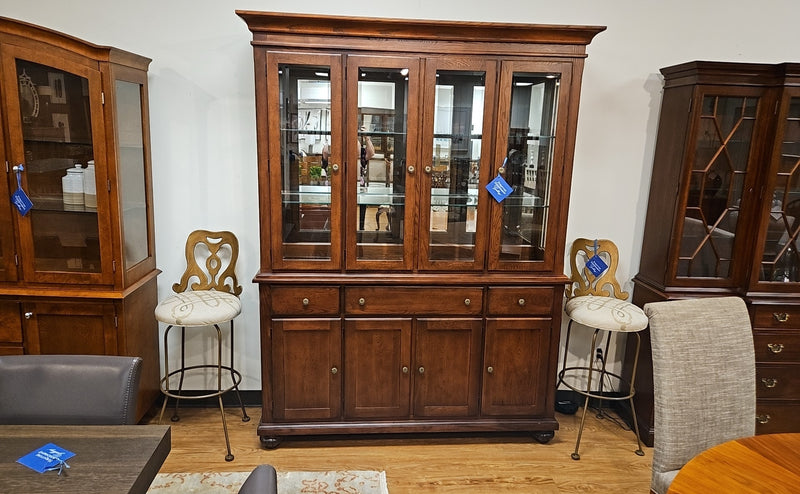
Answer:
top-left (625, 61), bottom-right (800, 446)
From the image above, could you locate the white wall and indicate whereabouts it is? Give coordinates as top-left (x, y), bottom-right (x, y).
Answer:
top-left (5, 0), bottom-right (799, 389)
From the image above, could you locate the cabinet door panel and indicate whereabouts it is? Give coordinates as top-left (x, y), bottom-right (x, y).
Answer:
top-left (0, 103), bottom-right (18, 282)
top-left (272, 318), bottom-right (341, 420)
top-left (0, 300), bottom-right (22, 345)
top-left (22, 301), bottom-right (116, 355)
top-left (344, 318), bottom-right (411, 418)
top-left (413, 318), bottom-right (481, 417)
top-left (481, 318), bottom-right (549, 416)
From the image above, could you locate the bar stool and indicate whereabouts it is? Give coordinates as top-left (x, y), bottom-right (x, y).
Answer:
top-left (155, 230), bottom-right (249, 461)
top-left (557, 238), bottom-right (648, 460)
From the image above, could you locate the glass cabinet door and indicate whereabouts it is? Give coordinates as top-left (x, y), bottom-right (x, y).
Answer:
top-left (419, 58), bottom-right (496, 270)
top-left (345, 55), bottom-right (420, 270)
top-left (759, 91), bottom-right (800, 285)
top-left (0, 103), bottom-right (18, 282)
top-left (676, 90), bottom-right (760, 285)
top-left (2, 46), bottom-right (110, 284)
top-left (266, 52), bottom-right (343, 270)
top-left (489, 62), bottom-right (572, 271)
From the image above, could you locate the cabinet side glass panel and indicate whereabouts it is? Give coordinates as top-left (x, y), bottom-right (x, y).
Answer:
top-left (762, 96), bottom-right (800, 282)
top-left (115, 80), bottom-right (149, 268)
top-left (499, 73), bottom-right (558, 262)
top-left (279, 65), bottom-right (333, 260)
top-left (16, 59), bottom-right (101, 273)
top-left (677, 95), bottom-right (755, 279)
top-left (356, 68), bottom-right (408, 261)
top-left (428, 70), bottom-right (484, 261)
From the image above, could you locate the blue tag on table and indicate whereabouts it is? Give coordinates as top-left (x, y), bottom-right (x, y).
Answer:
top-left (486, 175), bottom-right (513, 203)
top-left (585, 255), bottom-right (609, 277)
top-left (11, 187), bottom-right (33, 216)
top-left (17, 443), bottom-right (75, 473)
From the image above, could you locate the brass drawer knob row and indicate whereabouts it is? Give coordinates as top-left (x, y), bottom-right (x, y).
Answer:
top-left (767, 343), bottom-right (784, 354)
top-left (773, 312), bottom-right (790, 323)
top-left (756, 414), bottom-right (771, 424)
top-left (761, 377), bottom-right (779, 388)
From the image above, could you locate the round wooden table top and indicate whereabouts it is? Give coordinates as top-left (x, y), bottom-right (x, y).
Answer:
top-left (667, 433), bottom-right (800, 494)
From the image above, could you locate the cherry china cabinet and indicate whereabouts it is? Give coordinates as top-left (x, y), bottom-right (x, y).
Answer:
top-left (626, 61), bottom-right (800, 446)
top-left (238, 11), bottom-right (604, 448)
top-left (0, 18), bottom-right (159, 420)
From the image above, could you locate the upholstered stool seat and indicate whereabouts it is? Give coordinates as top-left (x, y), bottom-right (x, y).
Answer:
top-left (558, 238), bottom-right (646, 460)
top-left (155, 290), bottom-right (242, 327)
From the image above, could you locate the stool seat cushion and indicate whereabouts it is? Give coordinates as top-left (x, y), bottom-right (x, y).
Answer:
top-left (155, 290), bottom-right (241, 326)
top-left (565, 295), bottom-right (648, 332)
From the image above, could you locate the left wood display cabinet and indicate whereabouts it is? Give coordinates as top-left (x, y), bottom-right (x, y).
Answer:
top-left (0, 17), bottom-right (159, 421)
top-left (239, 11), bottom-right (603, 447)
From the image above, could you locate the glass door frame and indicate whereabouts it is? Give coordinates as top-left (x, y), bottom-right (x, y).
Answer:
top-left (0, 98), bottom-right (19, 282)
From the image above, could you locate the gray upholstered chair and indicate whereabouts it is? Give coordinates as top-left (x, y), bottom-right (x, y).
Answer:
top-left (0, 354), bottom-right (143, 425)
top-left (238, 465), bottom-right (278, 494)
top-left (645, 296), bottom-right (756, 494)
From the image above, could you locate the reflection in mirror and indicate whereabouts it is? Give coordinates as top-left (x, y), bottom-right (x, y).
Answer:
top-left (499, 73), bottom-right (559, 262)
top-left (355, 67), bottom-right (408, 261)
top-left (278, 64), bottom-right (333, 260)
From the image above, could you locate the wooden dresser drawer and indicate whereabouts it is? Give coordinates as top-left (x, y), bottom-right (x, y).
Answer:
top-left (487, 287), bottom-right (553, 316)
top-left (344, 286), bottom-right (483, 315)
top-left (756, 401), bottom-right (800, 435)
top-left (753, 331), bottom-right (800, 362)
top-left (270, 286), bottom-right (340, 316)
top-left (756, 364), bottom-right (800, 399)
top-left (752, 306), bottom-right (800, 329)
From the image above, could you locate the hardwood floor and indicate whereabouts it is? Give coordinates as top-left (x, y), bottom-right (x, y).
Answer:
top-left (147, 405), bottom-right (652, 493)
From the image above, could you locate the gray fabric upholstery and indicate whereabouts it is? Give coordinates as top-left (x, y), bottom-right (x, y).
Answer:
top-left (645, 296), bottom-right (756, 494)
top-left (238, 464), bottom-right (278, 494)
top-left (0, 354), bottom-right (143, 425)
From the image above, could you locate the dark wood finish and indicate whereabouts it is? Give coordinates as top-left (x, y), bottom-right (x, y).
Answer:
top-left (241, 11), bottom-right (602, 445)
top-left (0, 424), bottom-right (170, 494)
top-left (624, 61), bottom-right (800, 446)
top-left (0, 18), bottom-right (159, 422)
top-left (666, 433), bottom-right (800, 494)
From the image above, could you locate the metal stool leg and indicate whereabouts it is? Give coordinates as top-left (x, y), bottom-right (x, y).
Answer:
top-left (158, 324), bottom-right (173, 425)
top-left (628, 331), bottom-right (645, 456)
top-left (170, 326), bottom-right (188, 421)
top-left (213, 324), bottom-right (235, 462)
top-left (572, 328), bottom-right (601, 460)
top-left (228, 319), bottom-right (249, 422)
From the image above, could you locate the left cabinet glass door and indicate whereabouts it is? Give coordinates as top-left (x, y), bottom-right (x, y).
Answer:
top-left (2, 46), bottom-right (111, 284)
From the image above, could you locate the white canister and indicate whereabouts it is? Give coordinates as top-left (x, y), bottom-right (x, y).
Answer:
top-left (62, 164), bottom-right (84, 206)
top-left (84, 160), bottom-right (97, 208)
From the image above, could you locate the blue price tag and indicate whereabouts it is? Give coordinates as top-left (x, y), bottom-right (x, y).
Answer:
top-left (486, 174), bottom-right (513, 203)
top-left (585, 255), bottom-right (609, 277)
top-left (11, 187), bottom-right (33, 216)
top-left (17, 443), bottom-right (75, 473)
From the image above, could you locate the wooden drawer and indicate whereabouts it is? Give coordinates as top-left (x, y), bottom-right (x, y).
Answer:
top-left (270, 286), bottom-right (340, 316)
top-left (753, 331), bottom-right (800, 362)
top-left (487, 287), bottom-right (553, 316)
top-left (752, 306), bottom-right (800, 329)
top-left (344, 286), bottom-right (483, 315)
top-left (756, 364), bottom-right (800, 400)
top-left (756, 401), bottom-right (800, 435)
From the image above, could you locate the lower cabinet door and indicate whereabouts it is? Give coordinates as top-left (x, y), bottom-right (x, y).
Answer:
top-left (481, 318), bottom-right (550, 416)
top-left (413, 318), bottom-right (482, 417)
top-left (0, 300), bottom-right (23, 355)
top-left (22, 300), bottom-right (116, 355)
top-left (272, 318), bottom-right (341, 421)
top-left (344, 318), bottom-right (412, 419)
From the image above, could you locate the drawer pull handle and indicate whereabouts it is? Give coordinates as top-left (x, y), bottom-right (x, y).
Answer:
top-left (358, 297), bottom-right (366, 306)
top-left (773, 312), bottom-right (790, 323)
top-left (756, 414), bottom-right (771, 424)
top-left (487, 366), bottom-right (494, 374)
top-left (330, 367), bottom-right (338, 375)
top-left (302, 298), bottom-right (309, 307)
top-left (761, 377), bottom-right (779, 388)
top-left (767, 343), bottom-right (784, 354)
top-left (402, 366), bottom-right (409, 374)
top-left (464, 298), bottom-right (471, 306)
top-left (418, 366), bottom-right (425, 374)
top-left (24, 312), bottom-right (33, 319)
top-left (518, 298), bottom-right (526, 306)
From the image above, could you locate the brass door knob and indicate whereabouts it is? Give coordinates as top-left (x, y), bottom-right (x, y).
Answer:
top-left (302, 298), bottom-right (310, 306)
top-left (487, 366), bottom-right (494, 374)
top-left (330, 367), bottom-right (338, 375)
top-left (424, 165), bottom-right (432, 174)
top-left (402, 366), bottom-right (409, 374)
top-left (518, 298), bottom-right (526, 306)
top-left (24, 312), bottom-right (33, 319)
top-left (418, 366), bottom-right (425, 374)
top-left (407, 165), bottom-right (415, 174)
top-left (331, 164), bottom-right (339, 172)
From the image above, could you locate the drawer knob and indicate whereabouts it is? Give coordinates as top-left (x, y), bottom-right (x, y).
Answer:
top-left (358, 297), bottom-right (366, 306)
top-left (24, 312), bottom-right (33, 319)
top-left (767, 343), bottom-right (785, 354)
top-left (302, 298), bottom-right (310, 307)
top-left (761, 377), bottom-right (779, 388)
top-left (424, 165), bottom-right (432, 174)
top-left (402, 366), bottom-right (409, 374)
top-left (330, 367), bottom-right (338, 375)
top-left (464, 298), bottom-right (471, 306)
top-left (773, 312), bottom-right (790, 323)
top-left (418, 366), bottom-right (425, 374)
top-left (487, 366), bottom-right (494, 374)
top-left (331, 163), bottom-right (339, 172)
top-left (518, 298), bottom-right (526, 306)
top-left (407, 165), bottom-right (415, 174)
top-left (756, 414), bottom-right (771, 424)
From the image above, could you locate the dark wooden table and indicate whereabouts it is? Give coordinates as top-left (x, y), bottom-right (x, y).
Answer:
top-left (0, 424), bottom-right (170, 494)
top-left (667, 433), bottom-right (800, 493)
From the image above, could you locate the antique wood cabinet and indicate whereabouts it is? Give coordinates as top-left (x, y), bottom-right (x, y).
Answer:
top-left (0, 17), bottom-right (159, 420)
top-left (239, 11), bottom-right (603, 447)
top-left (626, 61), bottom-right (800, 446)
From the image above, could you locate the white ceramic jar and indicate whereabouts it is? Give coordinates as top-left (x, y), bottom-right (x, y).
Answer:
top-left (62, 164), bottom-right (84, 206)
top-left (84, 160), bottom-right (97, 208)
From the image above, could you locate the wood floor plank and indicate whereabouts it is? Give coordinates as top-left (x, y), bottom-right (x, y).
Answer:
top-left (147, 406), bottom-right (652, 493)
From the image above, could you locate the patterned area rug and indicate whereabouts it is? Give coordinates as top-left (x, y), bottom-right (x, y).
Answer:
top-left (147, 470), bottom-right (389, 494)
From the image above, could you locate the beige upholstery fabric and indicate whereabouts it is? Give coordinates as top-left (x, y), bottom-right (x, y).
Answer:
top-left (565, 295), bottom-right (648, 332)
top-left (155, 290), bottom-right (241, 326)
top-left (645, 296), bottom-right (756, 494)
